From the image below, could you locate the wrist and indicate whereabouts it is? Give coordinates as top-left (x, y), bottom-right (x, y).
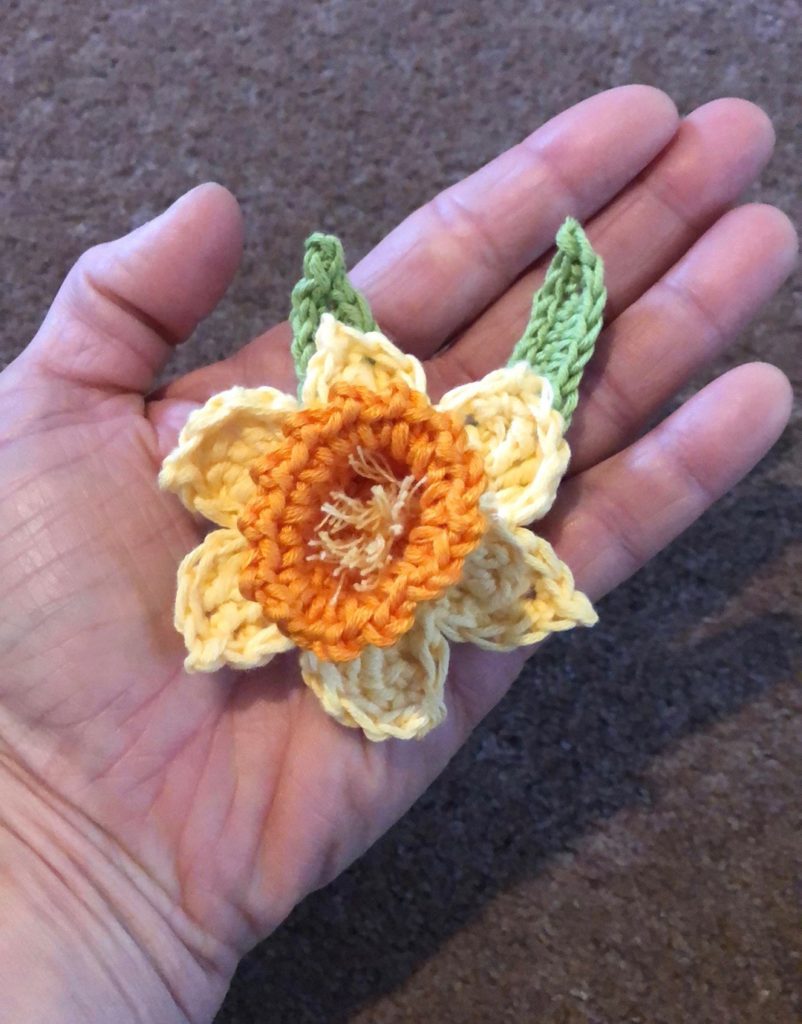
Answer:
top-left (0, 755), bottom-right (236, 1024)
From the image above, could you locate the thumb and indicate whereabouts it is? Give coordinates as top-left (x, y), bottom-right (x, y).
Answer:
top-left (12, 183), bottom-right (243, 400)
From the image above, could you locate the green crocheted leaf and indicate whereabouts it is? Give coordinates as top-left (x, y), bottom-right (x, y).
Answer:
top-left (508, 218), bottom-right (606, 427)
top-left (290, 233), bottom-right (376, 390)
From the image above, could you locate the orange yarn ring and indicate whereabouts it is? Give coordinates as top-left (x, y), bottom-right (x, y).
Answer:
top-left (239, 382), bottom-right (487, 662)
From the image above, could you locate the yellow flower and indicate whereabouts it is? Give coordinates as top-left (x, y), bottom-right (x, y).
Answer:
top-left (160, 314), bottom-right (596, 741)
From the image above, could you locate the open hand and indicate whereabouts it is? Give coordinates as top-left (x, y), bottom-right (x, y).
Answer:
top-left (0, 86), bottom-right (795, 1023)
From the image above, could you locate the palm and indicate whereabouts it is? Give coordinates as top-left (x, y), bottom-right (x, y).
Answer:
top-left (0, 374), bottom-right (489, 947)
top-left (0, 87), bottom-right (794, 974)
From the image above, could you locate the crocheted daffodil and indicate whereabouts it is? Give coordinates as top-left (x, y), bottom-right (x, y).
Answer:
top-left (160, 220), bottom-right (606, 741)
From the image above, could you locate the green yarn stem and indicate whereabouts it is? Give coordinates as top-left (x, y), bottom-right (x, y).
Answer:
top-left (508, 217), bottom-right (606, 427)
top-left (290, 233), bottom-right (376, 390)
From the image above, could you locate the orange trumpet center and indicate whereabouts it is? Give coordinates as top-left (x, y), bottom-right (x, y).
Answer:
top-left (238, 382), bottom-right (487, 662)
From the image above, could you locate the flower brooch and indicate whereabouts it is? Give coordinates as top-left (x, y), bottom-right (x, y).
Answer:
top-left (159, 219), bottom-right (606, 741)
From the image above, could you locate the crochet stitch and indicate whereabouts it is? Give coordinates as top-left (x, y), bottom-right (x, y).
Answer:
top-left (160, 220), bottom-right (605, 742)
top-left (239, 381), bottom-right (487, 662)
top-left (290, 233), bottom-right (376, 391)
top-left (509, 217), bottom-right (606, 425)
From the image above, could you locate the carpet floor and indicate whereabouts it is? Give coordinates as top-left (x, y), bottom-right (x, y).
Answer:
top-left (1, 2), bottom-right (799, 1021)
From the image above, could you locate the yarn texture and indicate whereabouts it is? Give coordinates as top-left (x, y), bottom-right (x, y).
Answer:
top-left (508, 217), bottom-right (606, 426)
top-left (160, 220), bottom-right (604, 742)
top-left (290, 233), bottom-right (376, 391)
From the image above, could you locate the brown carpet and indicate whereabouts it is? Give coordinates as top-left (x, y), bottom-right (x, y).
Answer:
top-left (1, 2), bottom-right (799, 1022)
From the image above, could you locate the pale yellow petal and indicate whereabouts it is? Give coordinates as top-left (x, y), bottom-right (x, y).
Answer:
top-left (159, 386), bottom-right (296, 527)
top-left (438, 515), bottom-right (596, 649)
top-left (437, 364), bottom-right (569, 526)
top-left (301, 313), bottom-right (427, 406)
top-left (299, 606), bottom-right (449, 741)
top-left (175, 528), bottom-right (294, 672)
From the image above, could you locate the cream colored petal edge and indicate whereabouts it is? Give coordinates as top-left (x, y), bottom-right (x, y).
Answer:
top-left (301, 313), bottom-right (427, 406)
top-left (299, 605), bottom-right (449, 741)
top-left (438, 515), bottom-right (597, 650)
top-left (175, 528), bottom-right (294, 672)
top-left (437, 363), bottom-right (569, 527)
top-left (159, 386), bottom-right (297, 528)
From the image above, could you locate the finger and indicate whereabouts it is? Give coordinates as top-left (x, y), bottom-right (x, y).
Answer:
top-left (351, 85), bottom-right (677, 356)
top-left (546, 362), bottom-right (793, 599)
top-left (433, 98), bottom-right (775, 389)
top-left (449, 361), bottom-right (793, 732)
top-left (568, 204), bottom-right (798, 473)
top-left (164, 86), bottom-right (678, 407)
top-left (17, 183), bottom-right (243, 398)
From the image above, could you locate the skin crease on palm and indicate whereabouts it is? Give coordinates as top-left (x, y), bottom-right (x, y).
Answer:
top-left (0, 86), bottom-right (797, 1022)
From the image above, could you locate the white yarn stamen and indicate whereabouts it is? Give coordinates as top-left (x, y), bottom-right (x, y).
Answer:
top-left (308, 447), bottom-right (424, 595)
